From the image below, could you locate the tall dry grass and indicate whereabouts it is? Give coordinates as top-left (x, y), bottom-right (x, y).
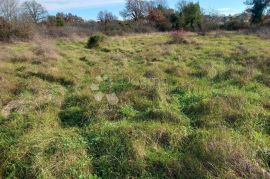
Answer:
top-left (32, 35), bottom-right (60, 60)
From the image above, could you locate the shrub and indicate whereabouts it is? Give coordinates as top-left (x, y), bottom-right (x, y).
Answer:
top-left (170, 30), bottom-right (201, 45)
top-left (222, 18), bottom-right (249, 31)
top-left (0, 18), bottom-right (33, 42)
top-left (245, 26), bottom-right (270, 39)
top-left (86, 33), bottom-right (106, 48)
top-left (43, 26), bottom-right (95, 38)
top-left (170, 30), bottom-right (188, 44)
top-left (0, 18), bottom-right (12, 41)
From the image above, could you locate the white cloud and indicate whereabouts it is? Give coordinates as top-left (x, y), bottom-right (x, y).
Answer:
top-left (217, 8), bottom-right (234, 15)
top-left (38, 0), bottom-right (125, 10)
top-left (217, 7), bottom-right (232, 13)
top-left (217, 8), bottom-right (231, 12)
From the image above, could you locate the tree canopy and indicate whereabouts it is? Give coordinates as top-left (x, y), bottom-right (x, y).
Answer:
top-left (245, 0), bottom-right (270, 24)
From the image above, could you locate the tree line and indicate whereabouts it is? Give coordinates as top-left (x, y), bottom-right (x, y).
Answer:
top-left (0, 0), bottom-right (270, 41)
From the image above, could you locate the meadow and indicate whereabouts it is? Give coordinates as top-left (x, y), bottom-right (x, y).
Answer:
top-left (0, 32), bottom-right (270, 178)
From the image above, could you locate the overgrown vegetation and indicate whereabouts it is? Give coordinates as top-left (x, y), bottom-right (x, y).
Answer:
top-left (0, 0), bottom-right (270, 178)
top-left (0, 32), bottom-right (270, 178)
top-left (0, 0), bottom-right (270, 41)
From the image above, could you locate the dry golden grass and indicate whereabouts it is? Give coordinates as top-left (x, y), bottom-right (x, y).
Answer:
top-left (32, 36), bottom-right (60, 60)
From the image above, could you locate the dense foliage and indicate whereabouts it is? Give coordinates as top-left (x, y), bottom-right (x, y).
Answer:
top-left (0, 0), bottom-right (269, 41)
top-left (245, 0), bottom-right (270, 24)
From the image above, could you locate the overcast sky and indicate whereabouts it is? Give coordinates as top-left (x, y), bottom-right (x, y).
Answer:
top-left (37, 0), bottom-right (247, 20)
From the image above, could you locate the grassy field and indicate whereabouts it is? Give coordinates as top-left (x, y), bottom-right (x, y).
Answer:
top-left (0, 32), bottom-right (270, 178)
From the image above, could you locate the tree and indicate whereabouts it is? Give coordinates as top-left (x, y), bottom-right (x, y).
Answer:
top-left (170, 13), bottom-right (183, 29)
top-left (0, 0), bottom-right (19, 22)
top-left (0, 16), bottom-right (11, 41)
top-left (46, 12), bottom-right (85, 27)
top-left (155, 0), bottom-right (167, 7)
top-left (148, 8), bottom-right (171, 31)
top-left (21, 0), bottom-right (47, 24)
top-left (177, 1), bottom-right (203, 31)
top-left (245, 0), bottom-right (270, 24)
top-left (97, 11), bottom-right (118, 24)
top-left (55, 13), bottom-right (65, 26)
top-left (120, 0), bottom-right (149, 21)
top-left (64, 13), bottom-right (84, 25)
top-left (0, 0), bottom-right (33, 41)
top-left (149, 0), bottom-right (167, 9)
top-left (147, 1), bottom-right (174, 31)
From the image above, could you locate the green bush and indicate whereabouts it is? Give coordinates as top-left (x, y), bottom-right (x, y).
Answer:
top-left (86, 33), bottom-right (106, 48)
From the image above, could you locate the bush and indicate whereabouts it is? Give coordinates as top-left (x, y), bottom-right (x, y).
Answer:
top-left (86, 33), bottom-right (106, 48)
top-left (222, 18), bottom-right (249, 31)
top-left (0, 18), bottom-right (12, 41)
top-left (170, 30), bottom-right (189, 43)
top-left (245, 26), bottom-right (270, 39)
top-left (43, 26), bottom-right (95, 38)
top-left (170, 30), bottom-right (201, 45)
top-left (0, 18), bottom-right (33, 42)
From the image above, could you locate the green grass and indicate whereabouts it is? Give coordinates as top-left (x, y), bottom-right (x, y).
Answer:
top-left (0, 32), bottom-right (270, 178)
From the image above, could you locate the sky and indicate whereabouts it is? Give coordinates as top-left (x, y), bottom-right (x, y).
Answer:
top-left (39, 0), bottom-right (247, 20)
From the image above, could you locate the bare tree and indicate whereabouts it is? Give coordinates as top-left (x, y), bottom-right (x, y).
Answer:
top-left (151, 0), bottom-right (168, 8)
top-left (0, 0), bottom-right (19, 22)
top-left (21, 0), bottom-right (47, 24)
top-left (120, 0), bottom-right (150, 21)
top-left (97, 10), bottom-right (118, 24)
top-left (177, 0), bottom-right (188, 12)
